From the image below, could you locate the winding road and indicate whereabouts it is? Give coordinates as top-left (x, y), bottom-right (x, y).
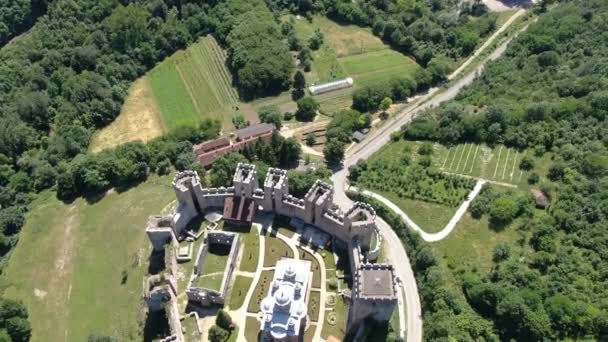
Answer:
top-left (330, 10), bottom-right (530, 342)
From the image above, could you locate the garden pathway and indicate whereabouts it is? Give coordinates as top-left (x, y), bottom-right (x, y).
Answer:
top-left (348, 179), bottom-right (486, 242)
top-left (270, 228), bottom-right (328, 340)
top-left (234, 223), bottom-right (265, 342)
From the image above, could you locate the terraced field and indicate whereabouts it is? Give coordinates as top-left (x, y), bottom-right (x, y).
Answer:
top-left (147, 36), bottom-right (246, 130)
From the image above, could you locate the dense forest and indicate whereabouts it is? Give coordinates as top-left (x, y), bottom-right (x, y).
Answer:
top-left (0, 0), bottom-right (50, 46)
top-left (0, 0), bottom-right (296, 267)
top-left (402, 0), bottom-right (608, 340)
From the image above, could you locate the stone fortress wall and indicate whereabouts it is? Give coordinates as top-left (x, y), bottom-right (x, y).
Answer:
top-left (144, 163), bottom-right (397, 339)
top-left (186, 231), bottom-right (240, 306)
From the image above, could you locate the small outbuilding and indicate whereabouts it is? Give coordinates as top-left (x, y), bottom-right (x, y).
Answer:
top-left (353, 131), bottom-right (367, 143)
top-left (531, 189), bottom-right (549, 209)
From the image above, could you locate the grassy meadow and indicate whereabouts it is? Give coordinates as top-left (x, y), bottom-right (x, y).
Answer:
top-left (0, 174), bottom-right (175, 342)
top-left (253, 15), bottom-right (423, 116)
top-left (148, 36), bottom-right (243, 131)
top-left (434, 142), bottom-right (553, 188)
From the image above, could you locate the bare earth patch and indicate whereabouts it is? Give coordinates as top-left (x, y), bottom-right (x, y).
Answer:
top-left (33, 288), bottom-right (47, 299)
top-left (90, 78), bottom-right (164, 152)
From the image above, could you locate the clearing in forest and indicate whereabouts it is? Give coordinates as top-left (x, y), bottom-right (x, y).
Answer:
top-left (279, 15), bottom-right (422, 115)
top-left (147, 36), bottom-right (245, 131)
top-left (89, 78), bottom-right (164, 152)
top-left (0, 175), bottom-right (175, 342)
top-left (434, 142), bottom-right (552, 188)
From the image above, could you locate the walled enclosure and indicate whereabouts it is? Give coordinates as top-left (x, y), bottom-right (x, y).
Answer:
top-left (144, 164), bottom-right (396, 339)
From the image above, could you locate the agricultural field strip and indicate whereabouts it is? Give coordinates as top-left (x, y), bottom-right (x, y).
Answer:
top-left (175, 62), bottom-right (205, 115)
top-left (501, 149), bottom-right (510, 180)
top-left (493, 146), bottom-right (503, 178)
top-left (192, 43), bottom-right (225, 109)
top-left (469, 145), bottom-right (480, 174)
top-left (454, 143), bottom-right (467, 172)
top-left (439, 143), bottom-right (525, 185)
top-left (181, 47), bottom-right (223, 112)
top-left (203, 38), bottom-right (238, 103)
top-left (338, 49), bottom-right (416, 75)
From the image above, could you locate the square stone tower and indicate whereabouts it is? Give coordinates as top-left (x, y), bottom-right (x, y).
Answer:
top-left (233, 163), bottom-right (258, 198)
top-left (349, 264), bottom-right (398, 332)
top-left (303, 180), bottom-right (334, 225)
top-left (263, 168), bottom-right (289, 212)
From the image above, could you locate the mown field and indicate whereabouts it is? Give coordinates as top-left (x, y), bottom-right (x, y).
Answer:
top-left (434, 143), bottom-right (553, 188)
top-left (284, 15), bottom-right (422, 114)
top-left (0, 174), bottom-right (175, 342)
top-left (148, 36), bottom-right (244, 131)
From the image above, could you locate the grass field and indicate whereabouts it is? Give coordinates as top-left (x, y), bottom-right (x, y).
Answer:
top-left (227, 275), bottom-right (253, 310)
top-left (0, 175), bottom-right (175, 342)
top-left (282, 15), bottom-right (423, 115)
top-left (434, 143), bottom-right (553, 188)
top-left (147, 36), bottom-right (246, 131)
top-left (293, 15), bottom-right (422, 87)
top-left (90, 78), bottom-right (164, 152)
top-left (321, 292), bottom-right (347, 340)
top-left (263, 237), bottom-right (294, 267)
top-left (197, 273), bottom-right (223, 291)
top-left (298, 248), bottom-right (322, 289)
top-left (200, 248), bottom-right (229, 275)
top-left (308, 291), bottom-right (321, 322)
top-left (434, 212), bottom-right (523, 274)
top-left (244, 317), bottom-right (260, 342)
top-left (380, 191), bottom-right (456, 234)
top-left (236, 228), bottom-right (260, 273)
top-left (247, 270), bottom-right (274, 313)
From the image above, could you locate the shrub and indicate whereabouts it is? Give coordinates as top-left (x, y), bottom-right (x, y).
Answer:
top-left (216, 309), bottom-right (233, 330)
top-left (208, 325), bottom-right (229, 342)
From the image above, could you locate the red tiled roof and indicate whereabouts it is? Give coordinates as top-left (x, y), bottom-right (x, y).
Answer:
top-left (223, 196), bottom-right (255, 223)
top-left (193, 137), bottom-right (230, 154)
top-left (196, 131), bottom-right (274, 167)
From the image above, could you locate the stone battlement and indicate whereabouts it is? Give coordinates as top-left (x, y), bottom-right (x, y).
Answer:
top-left (146, 163), bottom-right (393, 337)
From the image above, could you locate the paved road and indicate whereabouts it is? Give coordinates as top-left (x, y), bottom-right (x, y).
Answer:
top-left (330, 13), bottom-right (529, 342)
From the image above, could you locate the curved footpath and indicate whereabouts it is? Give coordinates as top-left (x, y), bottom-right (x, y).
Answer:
top-left (330, 10), bottom-right (531, 342)
top-left (349, 180), bottom-right (486, 242)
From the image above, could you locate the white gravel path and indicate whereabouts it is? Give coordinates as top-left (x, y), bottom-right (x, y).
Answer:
top-left (349, 179), bottom-right (486, 242)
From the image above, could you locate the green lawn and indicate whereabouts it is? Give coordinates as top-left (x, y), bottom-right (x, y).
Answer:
top-left (321, 293), bottom-right (347, 340)
top-left (298, 248), bottom-right (322, 289)
top-left (244, 317), bottom-right (260, 342)
top-left (339, 49), bottom-right (421, 88)
top-left (433, 212), bottom-right (523, 274)
top-left (263, 237), bottom-right (294, 267)
top-left (380, 192), bottom-right (456, 233)
top-left (433, 142), bottom-right (554, 189)
top-left (238, 230), bottom-right (260, 273)
top-left (0, 175), bottom-right (175, 342)
top-left (320, 248), bottom-right (335, 270)
top-left (200, 248), bottom-right (229, 275)
top-left (176, 237), bottom-right (206, 291)
top-left (147, 36), bottom-right (244, 131)
top-left (148, 59), bottom-right (198, 130)
top-left (283, 14), bottom-right (423, 114)
top-left (308, 291), bottom-right (321, 322)
top-left (227, 275), bottom-right (253, 310)
top-left (247, 270), bottom-right (274, 313)
top-left (197, 273), bottom-right (223, 291)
